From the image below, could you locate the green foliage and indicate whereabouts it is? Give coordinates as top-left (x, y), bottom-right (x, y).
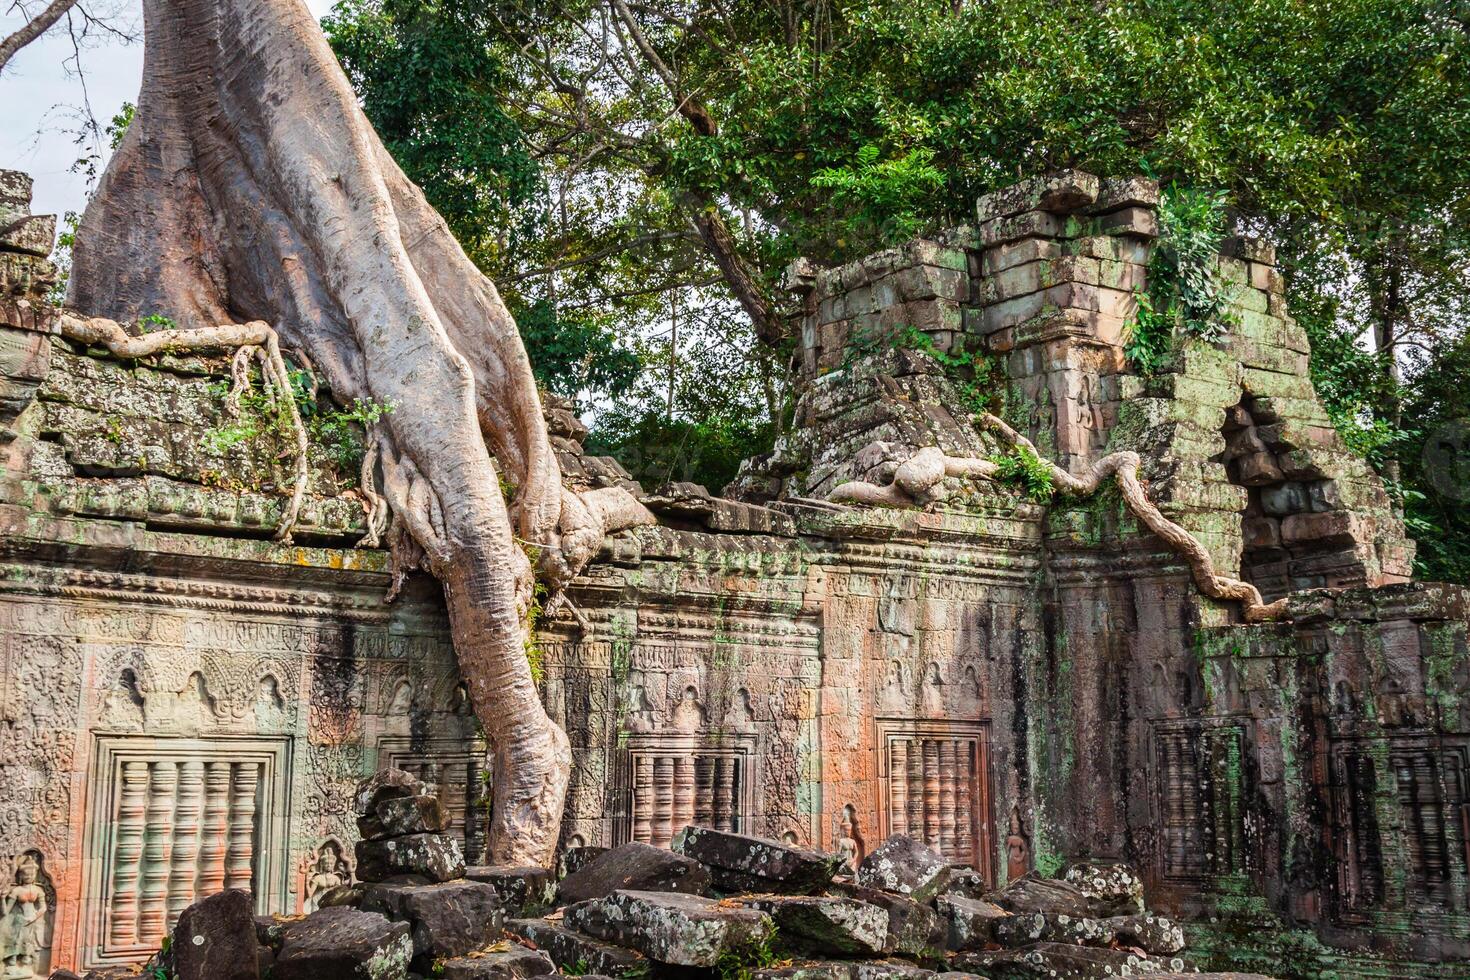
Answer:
top-left (714, 926), bottom-right (777, 980)
top-left (323, 0), bottom-right (539, 268)
top-left (586, 411), bottom-right (772, 496)
top-left (202, 361), bottom-right (395, 483)
top-left (990, 445), bottom-right (1055, 503)
top-left (1125, 186), bottom-right (1234, 373)
top-left (138, 313), bottom-right (177, 334)
top-left (524, 580), bottom-right (547, 685)
top-left (514, 298), bottom-right (641, 402)
top-left (847, 324), bottom-right (998, 415)
top-left (810, 145), bottom-right (947, 244)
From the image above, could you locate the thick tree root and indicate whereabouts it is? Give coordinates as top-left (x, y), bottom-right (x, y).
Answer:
top-left (57, 311), bottom-right (310, 542)
top-left (828, 414), bottom-right (1287, 623)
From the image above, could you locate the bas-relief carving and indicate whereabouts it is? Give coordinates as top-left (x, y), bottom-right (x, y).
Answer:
top-left (0, 852), bottom-right (51, 980)
top-left (300, 839), bottom-right (352, 913)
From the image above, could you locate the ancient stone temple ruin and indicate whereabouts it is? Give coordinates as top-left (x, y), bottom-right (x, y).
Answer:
top-left (1, 168), bottom-right (1466, 978)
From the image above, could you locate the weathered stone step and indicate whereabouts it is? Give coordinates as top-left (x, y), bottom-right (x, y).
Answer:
top-left (505, 917), bottom-right (645, 976)
top-left (736, 895), bottom-right (890, 957)
top-left (562, 889), bottom-right (775, 968)
top-left (673, 825), bottom-right (843, 895)
top-left (556, 840), bottom-right (710, 904)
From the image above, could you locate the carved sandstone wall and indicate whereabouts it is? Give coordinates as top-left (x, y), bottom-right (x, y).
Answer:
top-left (0, 169), bottom-right (1467, 978)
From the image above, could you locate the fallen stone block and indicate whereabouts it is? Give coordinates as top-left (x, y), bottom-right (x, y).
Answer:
top-left (557, 841), bottom-right (710, 904)
top-left (955, 941), bottom-right (1178, 978)
top-left (359, 880), bottom-right (503, 963)
top-left (354, 768), bottom-right (430, 816)
top-left (751, 964), bottom-right (852, 980)
top-left (358, 793), bottom-right (449, 840)
top-left (356, 833), bottom-right (465, 883)
top-left (318, 884), bottom-right (366, 909)
top-left (937, 868), bottom-right (987, 901)
top-left (990, 875), bottom-right (1098, 917)
top-left (464, 866), bottom-right (556, 917)
top-left (832, 883), bottom-right (947, 959)
top-left (856, 836), bottom-right (951, 902)
top-left (172, 889), bottom-right (259, 980)
top-left (850, 962), bottom-right (938, 979)
top-left (936, 894), bottom-right (1011, 951)
top-left (1062, 862), bottom-right (1147, 917)
top-left (505, 918), bottom-right (646, 976)
top-left (439, 945), bottom-right (556, 980)
top-left (274, 906), bottom-right (413, 980)
top-left (556, 845), bottom-right (609, 880)
top-left (674, 825), bottom-right (843, 894)
top-left (1105, 913), bottom-right (1186, 954)
top-left (992, 910), bottom-right (1114, 948)
top-left (562, 889), bottom-right (775, 968)
top-left (738, 895), bottom-right (889, 957)
top-left (0, 215), bottom-right (56, 258)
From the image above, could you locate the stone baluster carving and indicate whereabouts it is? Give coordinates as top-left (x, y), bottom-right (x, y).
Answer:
top-left (905, 742), bottom-right (924, 841)
top-left (167, 761), bottom-right (205, 924)
top-left (954, 744), bottom-right (975, 863)
top-left (694, 758), bottom-right (716, 827)
top-left (922, 740), bottom-right (940, 848)
top-left (197, 762), bottom-right (231, 899)
top-left (651, 757), bottom-right (675, 847)
top-left (632, 756), bottom-right (653, 844)
top-left (889, 741), bottom-right (908, 837)
top-left (139, 762), bottom-right (178, 945)
top-left (224, 763), bottom-right (258, 892)
top-left (672, 756), bottom-right (695, 838)
top-left (712, 757), bottom-right (736, 832)
top-left (938, 740), bottom-right (958, 859)
top-left (107, 762), bottom-right (148, 948)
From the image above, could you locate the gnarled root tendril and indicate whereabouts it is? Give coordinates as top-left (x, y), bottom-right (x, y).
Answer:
top-left (828, 413), bottom-right (1287, 623)
top-left (59, 311), bottom-right (310, 543)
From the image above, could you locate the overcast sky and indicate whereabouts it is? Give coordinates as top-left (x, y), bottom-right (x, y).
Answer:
top-left (1, 0), bottom-right (335, 223)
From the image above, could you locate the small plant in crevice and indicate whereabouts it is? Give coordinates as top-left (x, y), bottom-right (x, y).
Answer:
top-left (990, 444), bottom-right (1055, 502)
top-left (714, 927), bottom-right (779, 980)
top-left (844, 323), bottom-right (1000, 415)
top-left (138, 313), bottom-right (178, 333)
top-left (201, 360), bottom-right (394, 485)
top-left (1125, 185), bottom-right (1237, 374)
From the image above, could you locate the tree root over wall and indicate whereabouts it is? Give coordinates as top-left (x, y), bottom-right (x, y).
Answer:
top-left (64, 0), bottom-right (655, 864)
top-left (830, 413), bottom-right (1287, 624)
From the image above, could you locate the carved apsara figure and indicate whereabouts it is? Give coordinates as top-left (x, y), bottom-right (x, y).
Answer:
top-left (303, 840), bottom-right (352, 912)
top-left (1006, 808), bottom-right (1031, 882)
top-left (835, 804), bottom-right (864, 873)
top-left (0, 853), bottom-right (48, 979)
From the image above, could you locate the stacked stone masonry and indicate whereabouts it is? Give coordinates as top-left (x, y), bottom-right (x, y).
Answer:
top-left (0, 169), bottom-right (1465, 977)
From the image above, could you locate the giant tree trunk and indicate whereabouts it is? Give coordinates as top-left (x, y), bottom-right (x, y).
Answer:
top-left (66, 0), bottom-right (645, 864)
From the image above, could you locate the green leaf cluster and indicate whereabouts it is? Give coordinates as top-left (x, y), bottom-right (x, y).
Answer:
top-left (990, 445), bottom-right (1056, 503)
top-left (1125, 185), bottom-right (1235, 373)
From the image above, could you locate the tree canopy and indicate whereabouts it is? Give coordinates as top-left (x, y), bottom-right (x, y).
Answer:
top-left (322, 0), bottom-right (1470, 576)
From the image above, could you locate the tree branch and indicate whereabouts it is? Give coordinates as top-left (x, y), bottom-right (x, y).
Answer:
top-left (0, 0), bottom-right (81, 74)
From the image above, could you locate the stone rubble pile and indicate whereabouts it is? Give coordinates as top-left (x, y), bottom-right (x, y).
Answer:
top-left (58, 771), bottom-right (1280, 980)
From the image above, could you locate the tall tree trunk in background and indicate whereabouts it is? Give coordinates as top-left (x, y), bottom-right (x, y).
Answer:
top-left (1368, 228), bottom-right (1407, 483)
top-left (68, 0), bottom-right (649, 865)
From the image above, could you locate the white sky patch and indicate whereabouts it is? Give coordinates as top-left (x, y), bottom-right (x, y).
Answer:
top-left (1, 0), bottom-right (336, 221)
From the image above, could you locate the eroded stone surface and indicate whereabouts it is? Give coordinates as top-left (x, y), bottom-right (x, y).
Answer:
top-left (356, 835), bottom-right (466, 884)
top-left (171, 889), bottom-right (258, 980)
top-left (562, 889), bottom-right (775, 968)
top-left (358, 880), bottom-right (502, 962)
top-left (674, 826), bottom-right (843, 895)
top-left (503, 919), bottom-right (645, 976)
top-left (738, 895), bottom-right (889, 957)
top-left (855, 836), bottom-right (951, 902)
top-left (557, 841), bottom-right (710, 904)
top-left (438, 946), bottom-right (556, 980)
top-left (273, 907), bottom-right (412, 980)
